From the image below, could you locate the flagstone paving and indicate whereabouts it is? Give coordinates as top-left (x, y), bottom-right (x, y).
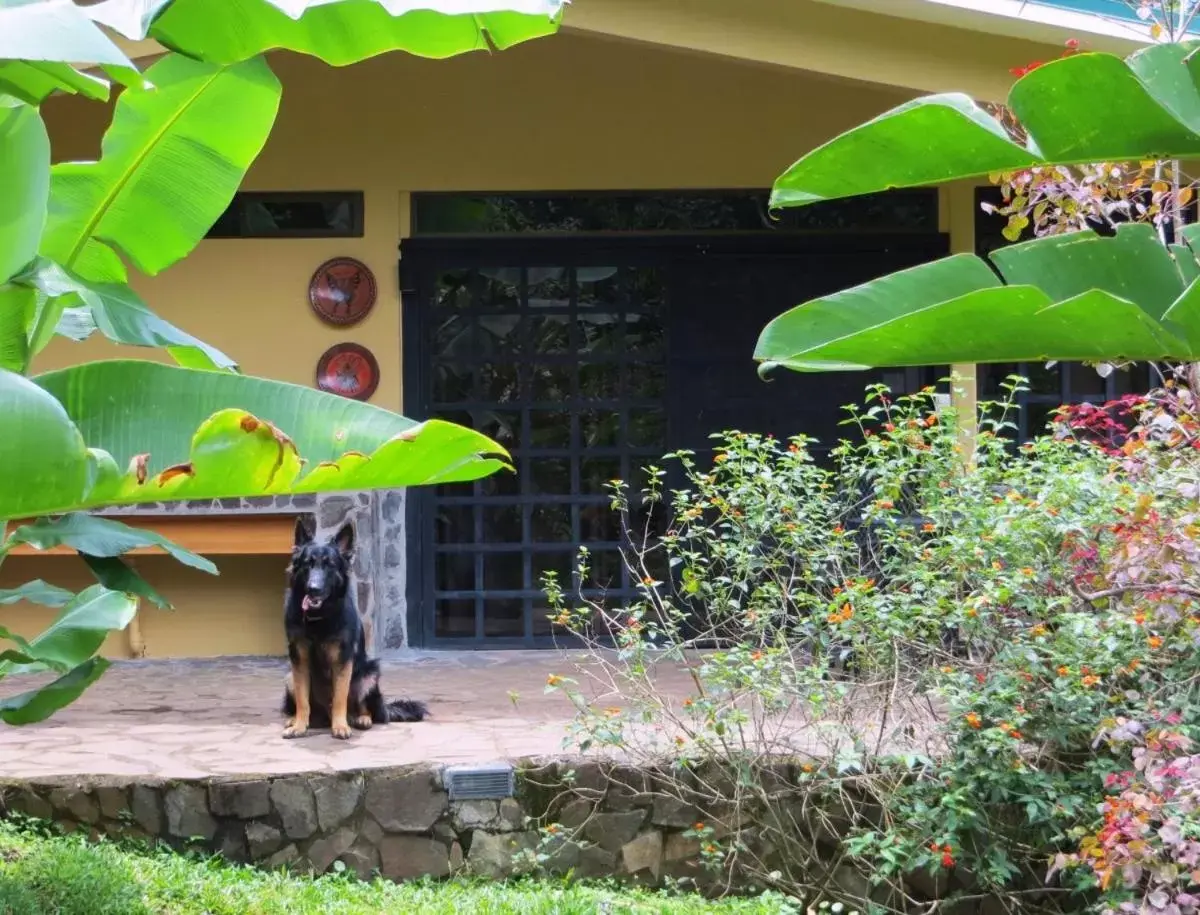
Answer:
top-left (0, 651), bottom-right (692, 780)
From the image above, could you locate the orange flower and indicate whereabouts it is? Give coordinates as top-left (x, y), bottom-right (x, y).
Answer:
top-left (751, 650), bottom-right (764, 662)
top-left (965, 608), bottom-right (978, 618)
top-left (992, 561), bottom-right (1004, 571)
top-left (940, 666), bottom-right (955, 674)
top-left (1021, 567), bottom-right (1035, 577)
top-left (925, 414), bottom-right (938, 428)
top-left (546, 823), bottom-right (560, 834)
top-left (1133, 612), bottom-right (1146, 626)
top-left (832, 525), bottom-right (845, 535)
top-left (1082, 674), bottom-right (1101, 688)
top-left (682, 697), bottom-right (694, 708)
top-left (965, 712), bottom-right (982, 729)
top-left (788, 443), bottom-right (800, 453)
top-left (714, 453), bottom-right (728, 463)
top-left (1009, 729), bottom-right (1023, 740)
top-left (1057, 666), bottom-right (1070, 677)
top-left (876, 499), bottom-right (895, 510)
top-left (547, 673), bottom-right (564, 687)
top-left (694, 822), bottom-right (706, 831)
top-left (1030, 624), bottom-right (1047, 637)
top-left (884, 422), bottom-right (896, 432)
top-left (1149, 635), bottom-right (1163, 649)
top-left (604, 707), bottom-right (621, 717)
top-left (922, 523), bottom-right (936, 533)
top-left (801, 763), bottom-right (816, 773)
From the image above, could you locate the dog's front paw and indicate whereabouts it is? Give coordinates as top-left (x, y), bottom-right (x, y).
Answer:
top-left (282, 719), bottom-right (309, 739)
top-left (331, 721), bottom-right (352, 740)
top-left (352, 715), bottom-right (373, 730)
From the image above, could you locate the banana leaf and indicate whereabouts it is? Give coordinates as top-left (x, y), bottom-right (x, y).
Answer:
top-left (772, 43), bottom-right (1200, 208)
top-left (86, 0), bottom-right (566, 66)
top-left (755, 223), bottom-right (1200, 372)
top-left (0, 0), bottom-right (143, 104)
top-left (41, 53), bottom-right (281, 284)
top-left (0, 360), bottom-right (510, 520)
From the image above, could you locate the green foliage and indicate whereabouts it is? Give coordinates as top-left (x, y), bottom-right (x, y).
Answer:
top-left (0, 817), bottom-right (792, 915)
top-left (771, 43), bottom-right (1200, 208)
top-left (753, 222), bottom-right (1200, 373)
top-left (90, 0), bottom-right (567, 66)
top-left (0, 584), bottom-right (139, 724)
top-left (0, 99), bottom-right (48, 282)
top-left (545, 382), bottom-right (1200, 911)
top-left (42, 54), bottom-right (281, 285)
top-left (760, 41), bottom-right (1200, 372)
top-left (0, 0), bottom-right (562, 720)
top-left (0, 0), bottom-right (143, 105)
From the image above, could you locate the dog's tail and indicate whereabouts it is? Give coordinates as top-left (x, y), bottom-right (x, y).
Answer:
top-left (387, 698), bottom-right (429, 722)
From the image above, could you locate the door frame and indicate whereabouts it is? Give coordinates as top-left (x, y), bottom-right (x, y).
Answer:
top-left (399, 231), bottom-right (950, 648)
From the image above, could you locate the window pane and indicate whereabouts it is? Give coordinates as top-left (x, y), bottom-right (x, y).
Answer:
top-left (435, 600), bottom-right (475, 638)
top-left (483, 599), bottom-right (525, 637)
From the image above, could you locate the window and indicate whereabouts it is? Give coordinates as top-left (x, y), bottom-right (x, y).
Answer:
top-left (412, 189), bottom-right (938, 236)
top-left (207, 191), bottom-right (364, 238)
top-left (421, 263), bottom-right (669, 641)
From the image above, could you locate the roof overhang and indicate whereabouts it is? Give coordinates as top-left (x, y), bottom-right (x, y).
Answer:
top-left (105, 0), bottom-right (1160, 102)
top-left (814, 0), bottom-right (1165, 47)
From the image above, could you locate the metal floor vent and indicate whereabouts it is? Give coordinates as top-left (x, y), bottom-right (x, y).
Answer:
top-left (444, 763), bottom-right (515, 800)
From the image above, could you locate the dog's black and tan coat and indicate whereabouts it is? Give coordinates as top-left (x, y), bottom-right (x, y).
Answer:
top-left (282, 517), bottom-right (427, 739)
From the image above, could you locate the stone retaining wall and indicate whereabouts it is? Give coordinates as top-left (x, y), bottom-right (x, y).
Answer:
top-left (0, 759), bottom-right (721, 884)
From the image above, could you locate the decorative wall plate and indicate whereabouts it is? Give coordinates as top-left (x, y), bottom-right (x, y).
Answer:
top-left (316, 342), bottom-right (380, 401)
top-left (308, 256), bottom-right (376, 326)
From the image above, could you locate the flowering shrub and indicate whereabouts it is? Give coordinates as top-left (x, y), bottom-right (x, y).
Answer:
top-left (1052, 727), bottom-right (1200, 915)
top-left (539, 380), bottom-right (1200, 913)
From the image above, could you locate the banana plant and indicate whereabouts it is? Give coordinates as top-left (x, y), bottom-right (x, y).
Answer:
top-left (756, 41), bottom-right (1200, 373)
top-left (0, 0), bottom-right (565, 723)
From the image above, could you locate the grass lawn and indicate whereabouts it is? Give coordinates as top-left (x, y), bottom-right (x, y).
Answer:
top-left (0, 819), bottom-right (799, 915)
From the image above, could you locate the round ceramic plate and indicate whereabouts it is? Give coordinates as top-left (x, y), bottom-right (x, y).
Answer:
top-left (308, 257), bottom-right (377, 326)
top-left (316, 342), bottom-right (380, 401)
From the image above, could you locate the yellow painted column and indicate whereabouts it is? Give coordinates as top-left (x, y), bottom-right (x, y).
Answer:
top-left (942, 180), bottom-right (979, 465)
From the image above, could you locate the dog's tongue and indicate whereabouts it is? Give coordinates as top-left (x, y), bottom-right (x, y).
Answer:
top-left (302, 595), bottom-right (316, 612)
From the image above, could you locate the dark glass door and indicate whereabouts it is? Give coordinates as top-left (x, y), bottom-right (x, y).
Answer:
top-left (402, 233), bottom-right (948, 647)
top-left (665, 243), bottom-right (946, 460)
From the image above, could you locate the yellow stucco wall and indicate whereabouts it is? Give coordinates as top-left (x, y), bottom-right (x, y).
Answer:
top-left (0, 557), bottom-right (288, 659)
top-left (21, 30), bottom-right (992, 658)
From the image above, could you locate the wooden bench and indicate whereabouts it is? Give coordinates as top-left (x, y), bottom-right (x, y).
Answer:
top-left (6, 514), bottom-right (297, 557)
top-left (5, 513), bottom-right (297, 658)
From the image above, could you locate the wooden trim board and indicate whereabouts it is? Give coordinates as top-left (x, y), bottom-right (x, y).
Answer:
top-left (7, 514), bottom-right (297, 557)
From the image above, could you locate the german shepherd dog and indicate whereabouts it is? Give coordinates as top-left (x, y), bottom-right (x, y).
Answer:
top-left (282, 517), bottom-right (428, 739)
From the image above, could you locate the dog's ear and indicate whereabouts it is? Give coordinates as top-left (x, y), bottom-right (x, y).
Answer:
top-left (293, 515), bottom-right (314, 548)
top-left (334, 522), bottom-right (355, 558)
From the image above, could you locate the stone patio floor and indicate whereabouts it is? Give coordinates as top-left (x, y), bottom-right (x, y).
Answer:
top-left (0, 652), bottom-right (691, 781)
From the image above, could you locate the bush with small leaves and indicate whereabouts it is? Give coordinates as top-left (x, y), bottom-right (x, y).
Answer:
top-left (540, 379), bottom-right (1200, 913)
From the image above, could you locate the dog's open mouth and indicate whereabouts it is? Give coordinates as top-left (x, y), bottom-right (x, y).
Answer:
top-left (302, 596), bottom-right (324, 613)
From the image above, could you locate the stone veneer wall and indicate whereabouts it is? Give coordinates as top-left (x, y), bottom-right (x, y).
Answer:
top-left (0, 760), bottom-right (735, 885)
top-left (96, 490), bottom-right (409, 653)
